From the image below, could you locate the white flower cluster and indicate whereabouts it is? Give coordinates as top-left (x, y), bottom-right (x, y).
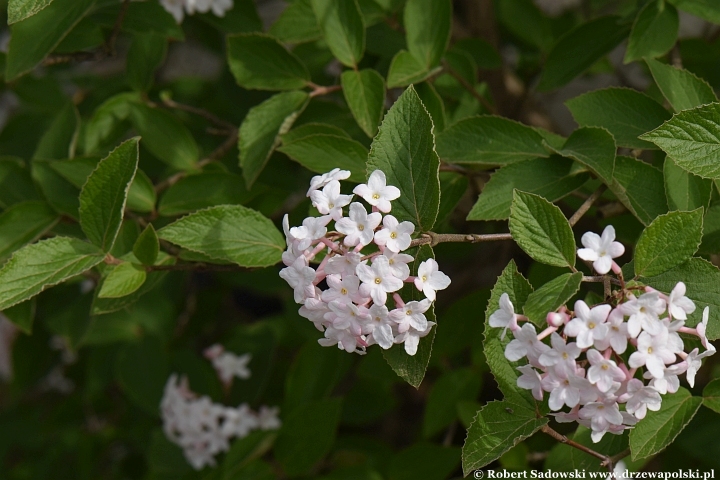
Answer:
top-left (160, 0), bottom-right (233, 23)
top-left (160, 348), bottom-right (280, 470)
top-left (203, 344), bottom-right (251, 387)
top-left (280, 169), bottom-right (451, 356)
top-left (489, 226), bottom-right (715, 443)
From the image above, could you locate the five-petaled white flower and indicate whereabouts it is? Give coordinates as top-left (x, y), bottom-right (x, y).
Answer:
top-left (564, 300), bottom-right (610, 349)
top-left (374, 215), bottom-right (414, 252)
top-left (516, 365), bottom-right (543, 401)
top-left (336, 203), bottom-right (382, 246)
top-left (585, 349), bottom-right (626, 393)
top-left (413, 259), bottom-right (451, 302)
top-left (307, 168), bottom-right (351, 196)
top-left (667, 282), bottom-right (696, 321)
top-left (488, 293), bottom-right (517, 341)
top-left (309, 180), bottom-right (353, 220)
top-left (577, 225), bottom-right (624, 274)
top-left (353, 170), bottom-right (401, 213)
top-left (696, 306), bottom-right (715, 353)
top-left (356, 256), bottom-right (404, 305)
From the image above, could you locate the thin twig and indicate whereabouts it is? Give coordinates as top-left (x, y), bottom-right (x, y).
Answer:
top-left (308, 83), bottom-right (342, 98)
top-left (106, 0), bottom-right (131, 57)
top-left (162, 97), bottom-right (236, 131)
top-left (443, 62), bottom-right (497, 114)
top-left (410, 232), bottom-right (512, 248)
top-left (600, 448), bottom-right (630, 469)
top-left (568, 184), bottom-right (607, 227)
top-left (581, 276), bottom-right (622, 287)
top-left (541, 425), bottom-right (613, 471)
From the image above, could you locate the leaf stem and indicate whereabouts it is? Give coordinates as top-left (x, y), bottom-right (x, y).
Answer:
top-left (568, 184), bottom-right (607, 227)
top-left (541, 424), bottom-right (614, 471)
top-left (581, 275), bottom-right (622, 286)
top-left (308, 83), bottom-right (343, 98)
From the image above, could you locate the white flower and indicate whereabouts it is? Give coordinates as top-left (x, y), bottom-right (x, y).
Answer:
top-left (621, 379), bottom-right (661, 420)
top-left (696, 306), bottom-right (715, 352)
top-left (685, 347), bottom-right (715, 387)
top-left (517, 365), bottom-right (543, 401)
top-left (645, 363), bottom-right (686, 394)
top-left (309, 180), bottom-right (353, 220)
top-left (577, 225), bottom-right (625, 274)
top-left (585, 349), bottom-right (626, 393)
top-left (488, 293), bottom-right (517, 341)
top-left (629, 330), bottom-right (677, 379)
top-left (325, 301), bottom-right (370, 336)
top-left (356, 256), bottom-right (404, 305)
top-left (538, 333), bottom-right (581, 375)
top-left (318, 326), bottom-right (363, 353)
top-left (667, 282), bottom-right (696, 320)
top-left (256, 406), bottom-right (282, 430)
top-left (353, 170), bottom-right (401, 212)
top-left (578, 399), bottom-right (623, 442)
top-left (541, 368), bottom-right (595, 411)
top-left (365, 304), bottom-right (396, 349)
top-left (220, 403), bottom-right (258, 438)
top-left (321, 274), bottom-right (361, 305)
top-left (619, 292), bottom-right (667, 337)
top-left (207, 349), bottom-right (252, 384)
top-left (564, 300), bottom-right (610, 349)
top-left (160, 0), bottom-right (186, 22)
top-left (336, 202), bottom-right (382, 246)
top-left (383, 251), bottom-right (414, 280)
top-left (279, 256), bottom-right (316, 303)
top-left (298, 296), bottom-right (330, 331)
top-left (394, 321), bottom-right (435, 355)
top-left (289, 215), bottom-right (331, 251)
top-left (389, 299), bottom-right (431, 334)
top-left (325, 251), bottom-right (362, 276)
top-left (505, 323), bottom-right (550, 365)
top-left (413, 258), bottom-right (451, 302)
top-left (374, 215), bottom-right (414, 252)
top-left (593, 308), bottom-right (629, 354)
top-left (307, 168), bottom-right (351, 196)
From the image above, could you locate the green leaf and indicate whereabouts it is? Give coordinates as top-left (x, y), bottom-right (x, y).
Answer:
top-left (239, 91), bottom-right (309, 188)
top-left (523, 272), bottom-right (583, 327)
top-left (700, 204), bottom-right (720, 255)
top-left (422, 368), bottom-right (482, 438)
top-left (31, 159), bottom-right (81, 218)
top-left (81, 92), bottom-right (139, 155)
top-left (668, 0), bottom-right (720, 24)
top-left (127, 169), bottom-right (156, 213)
top-left (467, 157), bottom-right (589, 221)
top-left (227, 33), bottom-right (310, 91)
top-left (0, 236), bottom-right (104, 310)
top-left (484, 260), bottom-right (534, 399)
top-left (79, 138), bottom-right (139, 252)
top-left (6, 0), bottom-right (95, 80)
top-left (639, 257), bottom-right (720, 340)
top-left (367, 85), bottom-right (440, 231)
top-left (8, 0), bottom-right (53, 24)
top-left (388, 444), bottom-right (460, 480)
top-left (664, 158), bottom-right (712, 211)
top-left (415, 82), bottom-right (446, 133)
top-left (537, 17), bottom-right (630, 91)
top-left (133, 225), bottom-right (159, 266)
top-left (496, 0), bottom-right (553, 52)
top-left (545, 426), bottom-right (632, 473)
top-left (437, 171), bottom-right (468, 222)
top-left (386, 50), bottom-right (432, 89)
top-left (635, 209), bottom-right (703, 277)
top-left (341, 69), bottom-right (385, 137)
top-left (3, 299), bottom-right (35, 334)
top-left (158, 172), bottom-right (253, 216)
top-left (222, 431), bottom-right (277, 480)
top-left (382, 245), bottom-right (436, 388)
top-left (0, 201), bottom-right (58, 260)
top-left (625, 1), bottom-right (679, 64)
top-left (197, 0), bottom-right (262, 34)
top-left (608, 156), bottom-right (668, 226)
top-left (268, 0), bottom-right (322, 44)
top-left (462, 395), bottom-right (548, 475)
top-left (281, 123), bottom-right (350, 144)
top-left (552, 127), bottom-right (615, 184)
top-left (128, 103), bottom-right (199, 170)
top-left (566, 87), bottom-right (671, 149)
top-left (127, 32), bottom-right (167, 92)
top-left (34, 102), bottom-right (80, 160)
top-left (640, 103), bottom-right (720, 179)
top-left (102, 0), bottom-right (184, 40)
top-left (404, 0), bottom-right (451, 68)
top-left (157, 205), bottom-right (285, 267)
top-left (436, 116), bottom-right (549, 165)
top-left (278, 134), bottom-right (367, 183)
top-left (629, 387), bottom-right (702, 461)
top-left (275, 398), bottom-right (342, 476)
top-left (98, 262), bottom-right (147, 299)
top-left (0, 157), bottom-right (42, 208)
top-left (115, 335), bottom-right (170, 414)
top-left (311, 0), bottom-right (365, 68)
top-left (509, 191), bottom-right (577, 268)
top-left (646, 58), bottom-right (717, 113)
top-left (702, 378), bottom-right (720, 414)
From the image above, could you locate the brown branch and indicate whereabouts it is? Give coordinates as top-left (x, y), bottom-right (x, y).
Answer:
top-left (541, 425), bottom-right (614, 472)
top-left (308, 83), bottom-right (342, 98)
top-left (600, 448), bottom-right (630, 470)
top-left (410, 231), bottom-right (512, 248)
top-left (443, 62), bottom-right (497, 114)
top-left (581, 275), bottom-right (622, 287)
top-left (106, 0), bottom-right (131, 57)
top-left (568, 184), bottom-right (607, 227)
top-left (161, 97), bottom-right (236, 131)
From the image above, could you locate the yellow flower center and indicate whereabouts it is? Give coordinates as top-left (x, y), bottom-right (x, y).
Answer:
top-left (340, 288), bottom-right (348, 295)
top-left (406, 309), bottom-right (412, 316)
top-left (562, 352), bottom-right (568, 359)
top-left (358, 225), bottom-right (364, 231)
top-left (588, 322), bottom-right (596, 329)
top-left (372, 193), bottom-right (380, 200)
top-left (647, 347), bottom-right (653, 354)
top-left (601, 364), bottom-right (609, 371)
top-left (390, 232), bottom-right (397, 239)
top-left (328, 203), bottom-right (334, 208)
top-left (374, 278), bottom-right (382, 284)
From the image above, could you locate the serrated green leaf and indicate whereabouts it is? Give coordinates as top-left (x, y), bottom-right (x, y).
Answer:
top-left (668, 0), bottom-right (720, 24)
top-left (415, 82), bottom-right (446, 133)
top-left (437, 171), bottom-right (468, 222)
top-left (640, 103), bottom-right (720, 179)
top-left (436, 115), bottom-right (549, 165)
top-left (0, 201), bottom-right (58, 260)
top-left (227, 33), bottom-right (310, 91)
top-left (268, 0), bottom-right (321, 44)
top-left (496, 0), bottom-right (553, 52)
top-left (625, 1), bottom-right (679, 64)
top-left (467, 157), bottom-right (589, 221)
top-left (98, 262), bottom-right (147, 299)
top-left (6, 0), bottom-right (95, 80)
top-left (81, 92), bottom-right (139, 156)
top-left (278, 134), bottom-right (367, 184)
top-left (157, 205), bottom-right (284, 267)
top-left (635, 209), bottom-right (703, 277)
top-left (523, 272), bottom-right (583, 327)
top-left (281, 123), bottom-right (350, 144)
top-left (133, 225), bottom-right (159, 266)
top-left (3, 298), bottom-right (35, 334)
top-left (700, 204), bottom-right (720, 255)
top-left (422, 368), bottom-right (482, 438)
top-left (311, 0), bottom-right (365, 68)
top-left (79, 138), bottom-right (139, 252)
top-left (341, 69), bottom-right (385, 137)
top-left (0, 157), bottom-right (42, 208)
top-left (239, 90), bottom-right (308, 189)
top-left (702, 378), bottom-right (720, 414)
top-left (566, 87), bottom-right (671, 149)
top-left (386, 50), bottom-right (432, 88)
top-left (0, 236), bottom-right (104, 310)
top-left (664, 158), bottom-right (712, 211)
top-left (608, 156), bottom-right (668, 226)
top-left (509, 191), bottom-right (576, 268)
top-left (367, 85), bottom-right (440, 231)
top-left (404, 0), bottom-right (451, 68)
top-left (128, 103), bottom-right (198, 170)
top-left (127, 32), bottom-right (167, 92)
top-left (31, 159), bottom-right (80, 218)
top-left (126, 169), bottom-right (156, 213)
top-left (158, 172), bottom-right (253, 216)
top-left (629, 387), bottom-right (702, 461)
top-left (8, 0), bottom-right (53, 24)
top-left (552, 127), bottom-right (615, 183)
top-left (462, 396), bottom-right (548, 475)
top-left (34, 102), bottom-right (80, 160)
top-left (639, 257), bottom-right (720, 340)
top-left (646, 58), bottom-right (717, 113)
top-left (537, 16), bottom-right (629, 91)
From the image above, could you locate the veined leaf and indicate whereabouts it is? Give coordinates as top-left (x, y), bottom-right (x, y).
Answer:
top-left (552, 127), bottom-right (615, 183)
top-left (0, 201), bottom-right (59, 260)
top-left (404, 0), bottom-right (451, 68)
top-left (634, 209), bottom-right (703, 277)
top-left (341, 69), bottom-right (385, 138)
top-left (664, 158), bottom-right (713, 211)
top-left (646, 58), bottom-right (717, 113)
top-left (278, 134), bottom-right (367, 183)
top-left (608, 156), bottom-right (668, 226)
top-left (98, 262), bottom-right (147, 298)
top-left (523, 272), bottom-right (583, 326)
top-left (624, 1), bottom-right (679, 64)
top-left (311, 0), bottom-right (365, 68)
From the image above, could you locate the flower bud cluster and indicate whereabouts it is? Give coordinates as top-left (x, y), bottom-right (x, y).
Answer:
top-left (279, 169), bottom-right (451, 356)
top-left (489, 227), bottom-right (715, 443)
top-left (160, 347), bottom-right (281, 470)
